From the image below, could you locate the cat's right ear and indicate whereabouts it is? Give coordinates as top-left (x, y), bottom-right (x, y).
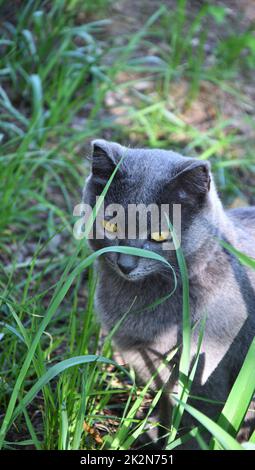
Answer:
top-left (91, 139), bottom-right (117, 185)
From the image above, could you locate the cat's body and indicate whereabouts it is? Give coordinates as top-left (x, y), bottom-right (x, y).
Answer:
top-left (83, 140), bottom-right (255, 447)
top-left (94, 207), bottom-right (255, 436)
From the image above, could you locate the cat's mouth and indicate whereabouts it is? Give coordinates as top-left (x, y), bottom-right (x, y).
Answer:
top-left (117, 269), bottom-right (145, 281)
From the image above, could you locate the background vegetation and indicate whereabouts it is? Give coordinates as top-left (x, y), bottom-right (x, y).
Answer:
top-left (0, 0), bottom-right (254, 450)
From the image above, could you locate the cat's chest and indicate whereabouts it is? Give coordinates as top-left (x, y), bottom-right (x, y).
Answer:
top-left (97, 268), bottom-right (178, 310)
top-left (95, 267), bottom-right (187, 344)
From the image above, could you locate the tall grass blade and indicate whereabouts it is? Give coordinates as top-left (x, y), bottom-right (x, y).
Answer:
top-left (210, 337), bottom-right (255, 449)
top-left (172, 397), bottom-right (244, 450)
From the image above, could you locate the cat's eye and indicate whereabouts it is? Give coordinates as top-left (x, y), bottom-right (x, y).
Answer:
top-left (151, 231), bottom-right (170, 242)
top-left (102, 220), bottom-right (117, 233)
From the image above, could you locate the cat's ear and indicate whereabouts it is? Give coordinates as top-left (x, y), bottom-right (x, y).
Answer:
top-left (175, 160), bottom-right (211, 196)
top-left (91, 139), bottom-right (118, 184)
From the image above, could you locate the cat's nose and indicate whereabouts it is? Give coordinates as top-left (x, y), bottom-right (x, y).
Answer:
top-left (117, 254), bottom-right (138, 275)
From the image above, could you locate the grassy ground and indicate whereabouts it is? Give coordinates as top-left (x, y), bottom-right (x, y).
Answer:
top-left (0, 0), bottom-right (255, 450)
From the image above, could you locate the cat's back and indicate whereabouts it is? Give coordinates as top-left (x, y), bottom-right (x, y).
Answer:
top-left (227, 206), bottom-right (255, 259)
top-left (227, 206), bottom-right (255, 236)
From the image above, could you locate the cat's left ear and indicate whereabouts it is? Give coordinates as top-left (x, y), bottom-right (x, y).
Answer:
top-left (175, 160), bottom-right (211, 195)
top-left (91, 139), bottom-right (120, 185)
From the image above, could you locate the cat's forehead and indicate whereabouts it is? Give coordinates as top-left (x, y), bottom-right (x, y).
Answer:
top-left (108, 148), bottom-right (188, 205)
top-left (122, 147), bottom-right (186, 176)
top-left (120, 147), bottom-right (189, 191)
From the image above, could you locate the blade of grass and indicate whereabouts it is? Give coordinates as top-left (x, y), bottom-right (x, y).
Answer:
top-left (165, 217), bottom-right (192, 444)
top-left (167, 314), bottom-right (207, 445)
top-left (250, 429), bottom-right (255, 443)
top-left (22, 407), bottom-right (42, 450)
top-left (210, 336), bottom-right (255, 449)
top-left (220, 240), bottom-right (255, 269)
top-left (71, 371), bottom-right (87, 449)
top-left (172, 397), bottom-right (244, 450)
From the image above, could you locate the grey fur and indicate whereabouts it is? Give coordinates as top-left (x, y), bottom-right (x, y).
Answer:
top-left (83, 140), bottom-right (255, 448)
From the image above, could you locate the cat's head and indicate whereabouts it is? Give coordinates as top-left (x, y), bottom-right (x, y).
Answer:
top-left (82, 139), bottom-right (218, 281)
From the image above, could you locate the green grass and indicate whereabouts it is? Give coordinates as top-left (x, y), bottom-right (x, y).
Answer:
top-left (0, 0), bottom-right (255, 450)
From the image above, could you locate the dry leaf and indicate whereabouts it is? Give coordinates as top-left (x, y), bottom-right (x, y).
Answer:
top-left (83, 421), bottom-right (103, 445)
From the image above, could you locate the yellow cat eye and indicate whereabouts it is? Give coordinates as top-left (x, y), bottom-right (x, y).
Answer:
top-left (102, 220), bottom-right (117, 233)
top-left (151, 231), bottom-right (170, 242)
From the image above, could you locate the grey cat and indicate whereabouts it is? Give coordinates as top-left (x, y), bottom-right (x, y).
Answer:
top-left (82, 139), bottom-right (255, 448)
